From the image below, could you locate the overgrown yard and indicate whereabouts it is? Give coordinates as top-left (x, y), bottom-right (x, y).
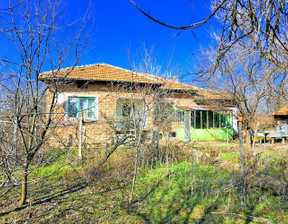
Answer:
top-left (1, 143), bottom-right (288, 223)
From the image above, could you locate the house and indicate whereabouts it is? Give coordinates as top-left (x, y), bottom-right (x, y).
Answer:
top-left (271, 104), bottom-right (288, 129)
top-left (268, 105), bottom-right (288, 142)
top-left (40, 63), bottom-right (238, 146)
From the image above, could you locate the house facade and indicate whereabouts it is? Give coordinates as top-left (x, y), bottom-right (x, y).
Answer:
top-left (40, 63), bottom-right (238, 146)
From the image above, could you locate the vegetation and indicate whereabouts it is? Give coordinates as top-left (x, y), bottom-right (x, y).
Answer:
top-left (1, 143), bottom-right (288, 223)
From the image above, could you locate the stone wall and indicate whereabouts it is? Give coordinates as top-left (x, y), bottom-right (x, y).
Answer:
top-left (45, 82), bottom-right (198, 146)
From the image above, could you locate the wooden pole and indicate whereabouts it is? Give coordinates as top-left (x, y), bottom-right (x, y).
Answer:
top-left (83, 123), bottom-right (86, 150)
top-left (190, 151), bottom-right (194, 202)
top-left (252, 122), bottom-right (259, 153)
top-left (83, 111), bottom-right (86, 151)
top-left (78, 110), bottom-right (83, 159)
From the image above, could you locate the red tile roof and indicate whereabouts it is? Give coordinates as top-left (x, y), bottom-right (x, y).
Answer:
top-left (177, 105), bottom-right (231, 111)
top-left (40, 63), bottom-right (206, 92)
top-left (271, 105), bottom-right (288, 116)
top-left (40, 63), bottom-right (163, 85)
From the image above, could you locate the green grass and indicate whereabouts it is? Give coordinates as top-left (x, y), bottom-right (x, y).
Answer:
top-left (29, 164), bottom-right (68, 181)
top-left (134, 162), bottom-right (230, 223)
top-left (221, 152), bottom-right (239, 159)
top-left (221, 152), bottom-right (240, 164)
top-left (1, 146), bottom-right (288, 223)
top-left (131, 161), bottom-right (288, 223)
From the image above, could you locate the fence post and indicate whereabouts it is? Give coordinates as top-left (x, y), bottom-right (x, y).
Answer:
top-left (78, 110), bottom-right (83, 159)
top-left (190, 151), bottom-right (194, 202)
top-left (184, 110), bottom-right (190, 141)
top-left (252, 122), bottom-right (259, 153)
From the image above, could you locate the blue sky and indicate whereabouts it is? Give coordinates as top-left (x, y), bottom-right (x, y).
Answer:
top-left (81, 0), bottom-right (214, 73)
top-left (0, 0), bottom-right (215, 78)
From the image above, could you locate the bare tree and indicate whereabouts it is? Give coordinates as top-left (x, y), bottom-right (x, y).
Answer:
top-left (193, 43), bottom-right (284, 149)
top-left (130, 0), bottom-right (288, 66)
top-left (0, 0), bottom-right (89, 206)
top-left (130, 0), bottom-right (288, 99)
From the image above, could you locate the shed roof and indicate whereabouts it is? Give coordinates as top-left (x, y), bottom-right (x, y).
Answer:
top-left (177, 105), bottom-right (232, 111)
top-left (271, 105), bottom-right (288, 116)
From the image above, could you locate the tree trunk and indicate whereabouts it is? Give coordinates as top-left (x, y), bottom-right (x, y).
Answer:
top-left (238, 121), bottom-right (246, 206)
top-left (13, 117), bottom-right (18, 165)
top-left (252, 122), bottom-right (259, 153)
top-left (129, 148), bottom-right (138, 204)
top-left (18, 163), bottom-right (28, 206)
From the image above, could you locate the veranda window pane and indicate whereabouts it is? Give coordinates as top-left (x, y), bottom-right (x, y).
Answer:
top-left (208, 111), bottom-right (214, 128)
top-left (203, 111), bottom-right (207, 129)
top-left (195, 110), bottom-right (201, 129)
top-left (220, 114), bottom-right (226, 128)
top-left (191, 111), bottom-right (194, 128)
top-left (215, 112), bottom-right (219, 128)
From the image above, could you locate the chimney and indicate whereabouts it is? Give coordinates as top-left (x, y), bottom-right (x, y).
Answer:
top-left (173, 76), bottom-right (178, 82)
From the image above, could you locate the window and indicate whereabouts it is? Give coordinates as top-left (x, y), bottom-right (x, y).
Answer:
top-left (195, 110), bottom-right (201, 129)
top-left (208, 111), bottom-right (214, 128)
top-left (116, 100), bottom-right (146, 130)
top-left (153, 102), bottom-right (175, 122)
top-left (215, 112), bottom-right (220, 128)
top-left (220, 114), bottom-right (226, 128)
top-left (191, 110), bottom-right (231, 129)
top-left (122, 103), bottom-right (135, 117)
top-left (202, 111), bottom-right (208, 128)
top-left (67, 96), bottom-right (97, 119)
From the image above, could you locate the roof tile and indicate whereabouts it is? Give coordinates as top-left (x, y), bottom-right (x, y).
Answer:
top-left (271, 105), bottom-right (288, 116)
top-left (40, 63), bottom-right (163, 84)
top-left (41, 63), bottom-right (207, 92)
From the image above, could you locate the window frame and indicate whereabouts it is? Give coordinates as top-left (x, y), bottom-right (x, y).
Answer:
top-left (65, 94), bottom-right (98, 120)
